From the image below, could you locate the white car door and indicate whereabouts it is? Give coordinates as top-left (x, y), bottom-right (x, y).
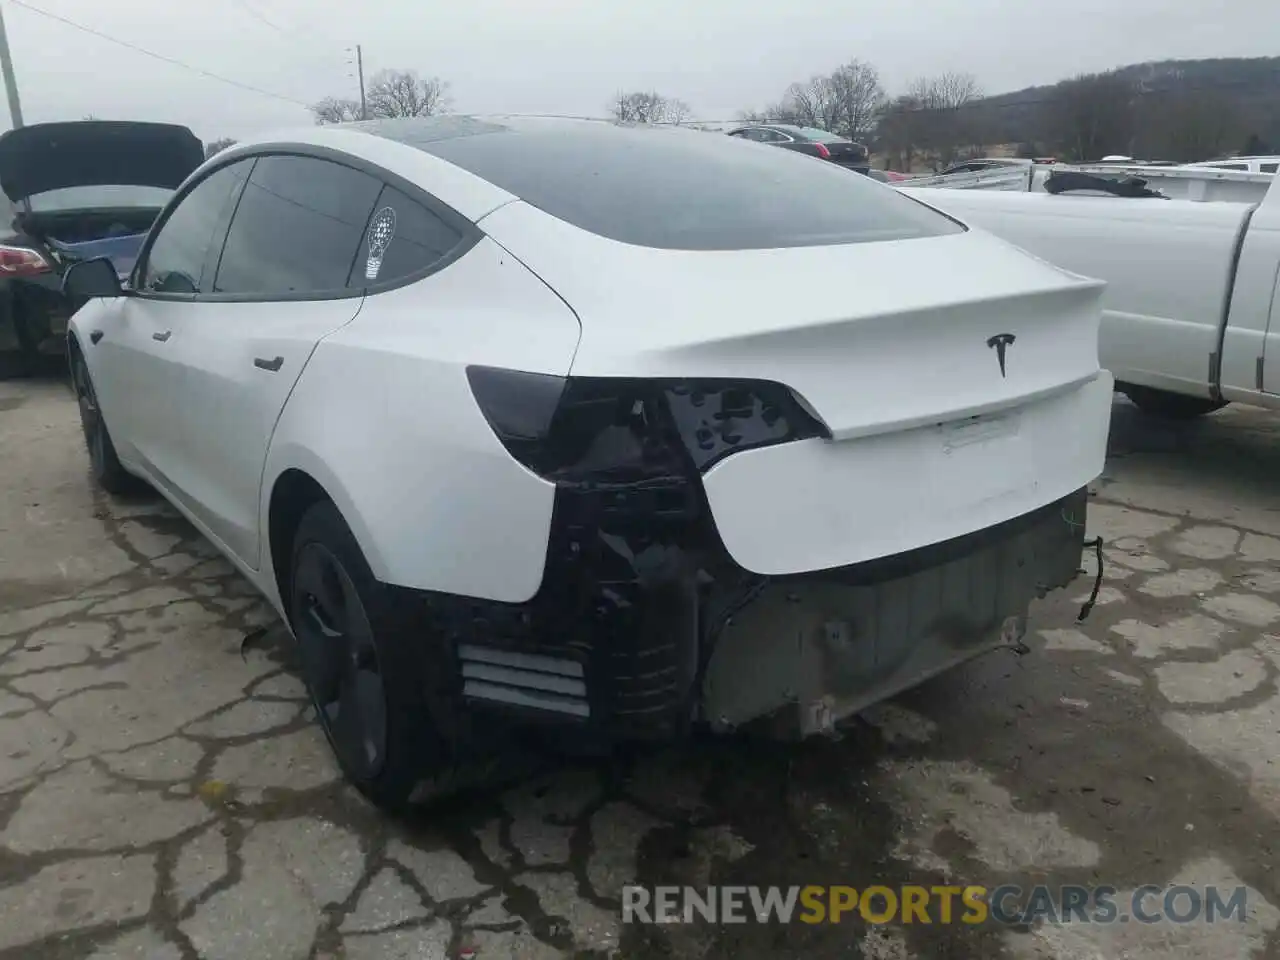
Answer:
top-left (91, 158), bottom-right (256, 478)
top-left (154, 154), bottom-right (388, 569)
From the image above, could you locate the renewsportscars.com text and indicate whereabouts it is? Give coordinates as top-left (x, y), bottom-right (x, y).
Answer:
top-left (622, 884), bottom-right (1249, 926)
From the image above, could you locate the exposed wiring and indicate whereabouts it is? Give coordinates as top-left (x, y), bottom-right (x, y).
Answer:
top-left (7, 0), bottom-right (310, 107)
top-left (1076, 536), bottom-right (1105, 623)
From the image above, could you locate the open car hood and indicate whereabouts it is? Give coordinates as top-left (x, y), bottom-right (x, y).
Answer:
top-left (0, 121), bottom-right (204, 203)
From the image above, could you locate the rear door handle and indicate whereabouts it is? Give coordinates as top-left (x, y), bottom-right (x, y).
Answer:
top-left (254, 356), bottom-right (284, 372)
top-left (152, 330), bottom-right (171, 342)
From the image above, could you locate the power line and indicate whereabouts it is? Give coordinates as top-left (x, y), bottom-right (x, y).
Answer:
top-left (236, 0), bottom-right (348, 53)
top-left (230, 0), bottom-right (287, 34)
top-left (227, 0), bottom-right (348, 69)
top-left (7, 0), bottom-right (311, 107)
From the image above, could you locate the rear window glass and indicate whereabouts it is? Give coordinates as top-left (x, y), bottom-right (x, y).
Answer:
top-left (361, 117), bottom-right (963, 251)
top-left (796, 127), bottom-right (848, 143)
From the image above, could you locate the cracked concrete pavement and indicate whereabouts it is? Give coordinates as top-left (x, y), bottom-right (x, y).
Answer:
top-left (3, 377), bottom-right (1280, 959)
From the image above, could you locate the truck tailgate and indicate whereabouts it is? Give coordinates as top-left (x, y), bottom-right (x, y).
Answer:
top-left (907, 188), bottom-right (1254, 394)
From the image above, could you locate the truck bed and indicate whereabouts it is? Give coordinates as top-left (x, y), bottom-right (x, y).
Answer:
top-left (907, 188), bottom-right (1255, 397)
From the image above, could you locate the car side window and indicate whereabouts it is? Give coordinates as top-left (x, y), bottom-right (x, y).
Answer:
top-left (1262, 162), bottom-right (1278, 174)
top-left (138, 160), bottom-right (252, 295)
top-left (347, 185), bottom-right (466, 288)
top-left (213, 155), bottom-right (381, 296)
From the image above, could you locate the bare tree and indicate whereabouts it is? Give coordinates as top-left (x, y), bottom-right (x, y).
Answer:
top-left (311, 97), bottom-right (364, 125)
top-left (876, 94), bottom-right (924, 170)
top-left (738, 102), bottom-right (804, 125)
top-left (204, 137), bottom-right (237, 159)
top-left (1041, 70), bottom-right (1137, 161)
top-left (740, 60), bottom-right (883, 140)
top-left (663, 97), bottom-right (692, 125)
top-left (1141, 90), bottom-right (1244, 162)
top-left (921, 72), bottom-right (981, 111)
top-left (906, 72), bottom-right (983, 169)
top-left (825, 60), bottom-right (886, 142)
top-left (366, 69), bottom-right (450, 119)
top-left (611, 91), bottom-right (691, 124)
top-left (782, 78), bottom-right (834, 130)
top-left (1241, 132), bottom-right (1272, 155)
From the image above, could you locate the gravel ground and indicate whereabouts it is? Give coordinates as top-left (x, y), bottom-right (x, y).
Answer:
top-left (2, 377), bottom-right (1279, 960)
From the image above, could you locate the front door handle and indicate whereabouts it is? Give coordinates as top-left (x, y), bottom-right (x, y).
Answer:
top-left (254, 356), bottom-right (284, 372)
top-left (152, 330), bottom-right (171, 342)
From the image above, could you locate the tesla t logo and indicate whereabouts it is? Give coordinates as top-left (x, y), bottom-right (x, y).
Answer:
top-left (986, 333), bottom-right (1016, 377)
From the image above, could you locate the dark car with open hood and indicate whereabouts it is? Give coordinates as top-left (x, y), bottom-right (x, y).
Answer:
top-left (0, 120), bottom-right (203, 374)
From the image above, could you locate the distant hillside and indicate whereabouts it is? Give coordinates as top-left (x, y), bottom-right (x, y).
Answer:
top-left (965, 57), bottom-right (1280, 158)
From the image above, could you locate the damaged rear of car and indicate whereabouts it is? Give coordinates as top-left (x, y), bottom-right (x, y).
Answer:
top-left (0, 121), bottom-right (202, 372)
top-left (403, 120), bottom-right (1114, 743)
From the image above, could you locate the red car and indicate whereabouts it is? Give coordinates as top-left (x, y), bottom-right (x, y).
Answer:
top-left (867, 168), bottom-right (911, 183)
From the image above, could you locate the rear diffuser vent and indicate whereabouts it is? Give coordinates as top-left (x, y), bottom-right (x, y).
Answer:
top-left (458, 644), bottom-right (589, 718)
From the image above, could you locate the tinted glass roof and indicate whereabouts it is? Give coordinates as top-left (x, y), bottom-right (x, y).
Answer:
top-left (351, 116), bottom-right (961, 250)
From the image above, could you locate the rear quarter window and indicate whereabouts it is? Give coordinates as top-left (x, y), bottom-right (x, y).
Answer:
top-left (391, 121), bottom-right (964, 251)
top-left (346, 185), bottom-right (466, 287)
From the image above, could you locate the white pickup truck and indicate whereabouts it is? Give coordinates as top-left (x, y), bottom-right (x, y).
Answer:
top-left (908, 173), bottom-right (1280, 418)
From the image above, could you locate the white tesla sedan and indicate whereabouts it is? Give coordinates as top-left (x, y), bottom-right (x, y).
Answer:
top-left (63, 116), bottom-right (1113, 811)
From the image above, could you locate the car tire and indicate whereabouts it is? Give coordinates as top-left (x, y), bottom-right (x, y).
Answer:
top-left (289, 499), bottom-right (499, 813)
top-left (1121, 384), bottom-right (1227, 420)
top-left (68, 342), bottom-right (145, 495)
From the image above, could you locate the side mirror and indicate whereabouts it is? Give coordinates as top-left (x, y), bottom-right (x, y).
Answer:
top-left (62, 257), bottom-right (123, 299)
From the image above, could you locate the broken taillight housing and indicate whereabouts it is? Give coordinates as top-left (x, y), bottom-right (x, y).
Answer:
top-left (0, 244), bottom-right (51, 277)
top-left (466, 366), bottom-right (830, 483)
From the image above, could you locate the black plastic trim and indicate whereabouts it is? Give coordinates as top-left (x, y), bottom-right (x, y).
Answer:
top-left (1209, 203), bottom-right (1259, 401)
top-left (129, 141), bottom-right (484, 306)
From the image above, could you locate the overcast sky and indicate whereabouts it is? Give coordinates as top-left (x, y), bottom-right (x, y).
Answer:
top-left (2, 0), bottom-right (1277, 143)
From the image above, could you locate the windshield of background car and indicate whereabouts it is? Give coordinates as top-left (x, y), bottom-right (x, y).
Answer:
top-left (26, 184), bottom-right (173, 212)
top-left (368, 117), bottom-right (964, 250)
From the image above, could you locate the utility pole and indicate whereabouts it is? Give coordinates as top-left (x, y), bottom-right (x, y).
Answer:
top-left (356, 44), bottom-right (367, 121)
top-left (0, 1), bottom-right (25, 129)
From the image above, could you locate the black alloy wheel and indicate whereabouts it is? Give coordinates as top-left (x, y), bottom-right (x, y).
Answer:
top-left (68, 345), bottom-right (137, 494)
top-left (292, 539), bottom-right (389, 781)
top-left (71, 352), bottom-right (105, 467)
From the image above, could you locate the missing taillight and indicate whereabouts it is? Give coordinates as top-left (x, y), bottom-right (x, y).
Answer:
top-left (467, 366), bottom-right (829, 482)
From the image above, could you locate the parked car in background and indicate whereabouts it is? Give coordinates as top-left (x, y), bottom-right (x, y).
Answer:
top-left (934, 158), bottom-right (1060, 178)
top-left (0, 120), bottom-right (203, 373)
top-left (934, 158), bottom-right (1030, 177)
top-left (867, 168), bottom-right (911, 183)
top-left (910, 170), bottom-right (1280, 419)
top-left (65, 116), bottom-right (1110, 812)
top-left (726, 124), bottom-right (870, 173)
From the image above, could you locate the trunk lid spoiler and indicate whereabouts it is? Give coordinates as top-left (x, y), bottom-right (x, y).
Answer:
top-left (0, 121), bottom-right (204, 204)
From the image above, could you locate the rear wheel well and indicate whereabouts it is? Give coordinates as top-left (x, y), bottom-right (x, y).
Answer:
top-left (268, 469), bottom-right (333, 619)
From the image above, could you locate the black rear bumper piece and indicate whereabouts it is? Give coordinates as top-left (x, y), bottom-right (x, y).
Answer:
top-left (399, 480), bottom-right (1089, 745)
